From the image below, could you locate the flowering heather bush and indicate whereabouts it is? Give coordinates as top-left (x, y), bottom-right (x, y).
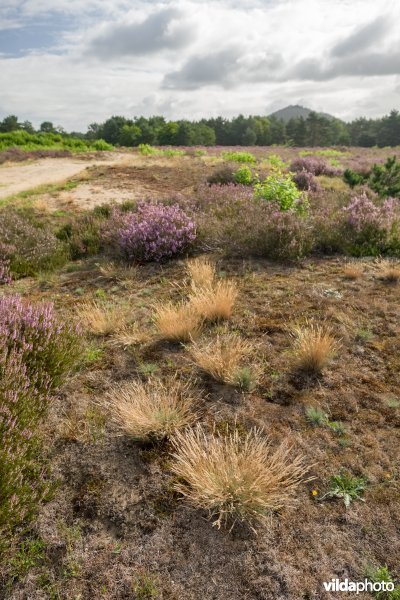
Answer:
top-left (0, 208), bottom-right (67, 276)
top-left (339, 193), bottom-right (400, 256)
top-left (192, 184), bottom-right (313, 260)
top-left (0, 298), bottom-right (81, 553)
top-left (291, 156), bottom-right (341, 177)
top-left (292, 170), bottom-right (321, 192)
top-left (109, 202), bottom-right (196, 262)
top-left (0, 350), bottom-right (51, 550)
top-left (0, 294), bottom-right (82, 390)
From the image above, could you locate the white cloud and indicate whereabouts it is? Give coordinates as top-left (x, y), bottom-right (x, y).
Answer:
top-left (0, 0), bottom-right (399, 130)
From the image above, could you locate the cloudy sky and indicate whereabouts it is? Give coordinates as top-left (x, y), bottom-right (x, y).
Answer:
top-left (0, 0), bottom-right (399, 131)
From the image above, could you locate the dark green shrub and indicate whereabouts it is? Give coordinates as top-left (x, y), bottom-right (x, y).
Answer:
top-left (369, 157), bottom-right (400, 197)
top-left (343, 168), bottom-right (368, 188)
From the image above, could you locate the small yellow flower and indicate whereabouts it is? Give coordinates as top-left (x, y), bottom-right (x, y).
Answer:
top-left (312, 489), bottom-right (318, 497)
top-left (385, 473), bottom-right (391, 479)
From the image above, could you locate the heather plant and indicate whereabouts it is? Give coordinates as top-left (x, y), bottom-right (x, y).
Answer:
top-left (342, 193), bottom-right (400, 256)
top-left (0, 350), bottom-right (51, 552)
top-left (291, 156), bottom-right (341, 177)
top-left (192, 184), bottom-right (313, 260)
top-left (0, 208), bottom-right (67, 276)
top-left (254, 171), bottom-right (307, 213)
top-left (207, 166), bottom-right (235, 185)
top-left (0, 295), bottom-right (82, 391)
top-left (56, 212), bottom-right (106, 259)
top-left (292, 170), bottom-right (321, 192)
top-left (109, 202), bottom-right (196, 263)
top-left (0, 256), bottom-right (11, 285)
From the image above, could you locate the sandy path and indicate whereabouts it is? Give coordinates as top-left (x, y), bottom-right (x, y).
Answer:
top-left (0, 153), bottom-right (132, 200)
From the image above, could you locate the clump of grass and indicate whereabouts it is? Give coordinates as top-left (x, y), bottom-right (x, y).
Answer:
top-left (171, 425), bottom-right (308, 529)
top-left (77, 301), bottom-right (130, 336)
top-left (292, 322), bottom-right (339, 374)
top-left (153, 301), bottom-right (202, 341)
top-left (186, 256), bottom-right (216, 290)
top-left (343, 263), bottom-right (363, 280)
top-left (189, 333), bottom-right (254, 385)
top-left (321, 471), bottom-right (367, 507)
top-left (379, 261), bottom-right (400, 284)
top-left (189, 279), bottom-right (238, 322)
top-left (305, 406), bottom-right (328, 426)
top-left (98, 261), bottom-right (137, 283)
top-left (107, 378), bottom-right (198, 441)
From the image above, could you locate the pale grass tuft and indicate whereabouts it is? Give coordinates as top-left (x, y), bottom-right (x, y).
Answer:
top-left (343, 263), bottom-right (363, 280)
top-left (171, 425), bottom-right (309, 529)
top-left (77, 301), bottom-right (131, 336)
top-left (189, 333), bottom-right (254, 384)
top-left (98, 261), bottom-right (138, 284)
top-left (186, 257), bottom-right (216, 290)
top-left (189, 279), bottom-right (238, 322)
top-left (154, 301), bottom-right (202, 341)
top-left (107, 378), bottom-right (198, 440)
top-left (379, 260), bottom-right (400, 283)
top-left (292, 322), bottom-right (340, 374)
top-left (110, 325), bottom-right (150, 348)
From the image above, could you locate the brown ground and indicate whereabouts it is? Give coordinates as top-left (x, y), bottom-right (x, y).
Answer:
top-left (1, 149), bottom-right (399, 599)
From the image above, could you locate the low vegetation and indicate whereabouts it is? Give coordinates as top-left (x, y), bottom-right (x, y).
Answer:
top-left (107, 378), bottom-right (198, 441)
top-left (1, 143), bottom-right (399, 599)
top-left (171, 426), bottom-right (308, 528)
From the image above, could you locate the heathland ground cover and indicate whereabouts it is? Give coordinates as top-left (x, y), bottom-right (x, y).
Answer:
top-left (0, 144), bottom-right (399, 599)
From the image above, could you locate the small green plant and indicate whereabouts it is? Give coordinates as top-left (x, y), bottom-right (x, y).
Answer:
top-left (322, 471), bottom-right (367, 507)
top-left (138, 143), bottom-right (158, 156)
top-left (233, 165), bottom-right (254, 185)
top-left (8, 537), bottom-right (46, 584)
top-left (132, 571), bottom-right (159, 599)
top-left (355, 328), bottom-right (374, 343)
top-left (233, 366), bottom-right (257, 391)
top-left (305, 406), bottom-right (328, 426)
top-left (267, 153), bottom-right (288, 169)
top-left (254, 171), bottom-right (307, 213)
top-left (222, 151), bottom-right (256, 164)
top-left (326, 420), bottom-right (346, 436)
top-left (160, 148), bottom-right (185, 157)
top-left (365, 565), bottom-right (400, 599)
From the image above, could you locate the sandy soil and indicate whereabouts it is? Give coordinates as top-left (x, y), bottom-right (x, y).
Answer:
top-left (0, 153), bottom-right (133, 200)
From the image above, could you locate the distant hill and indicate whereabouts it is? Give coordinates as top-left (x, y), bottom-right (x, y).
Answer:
top-left (269, 105), bottom-right (336, 122)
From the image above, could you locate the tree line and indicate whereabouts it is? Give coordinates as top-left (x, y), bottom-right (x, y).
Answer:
top-left (1, 110), bottom-right (400, 147)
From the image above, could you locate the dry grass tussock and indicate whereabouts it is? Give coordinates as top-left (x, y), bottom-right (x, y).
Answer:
top-left (189, 333), bottom-right (254, 384)
top-left (98, 261), bottom-right (137, 281)
top-left (154, 301), bottom-right (202, 341)
top-left (77, 301), bottom-right (131, 336)
top-left (379, 260), bottom-right (400, 283)
top-left (186, 256), bottom-right (216, 290)
top-left (292, 321), bottom-right (340, 374)
top-left (171, 425), bottom-right (309, 529)
top-left (343, 263), bottom-right (363, 280)
top-left (189, 279), bottom-right (238, 322)
top-left (107, 377), bottom-right (198, 440)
